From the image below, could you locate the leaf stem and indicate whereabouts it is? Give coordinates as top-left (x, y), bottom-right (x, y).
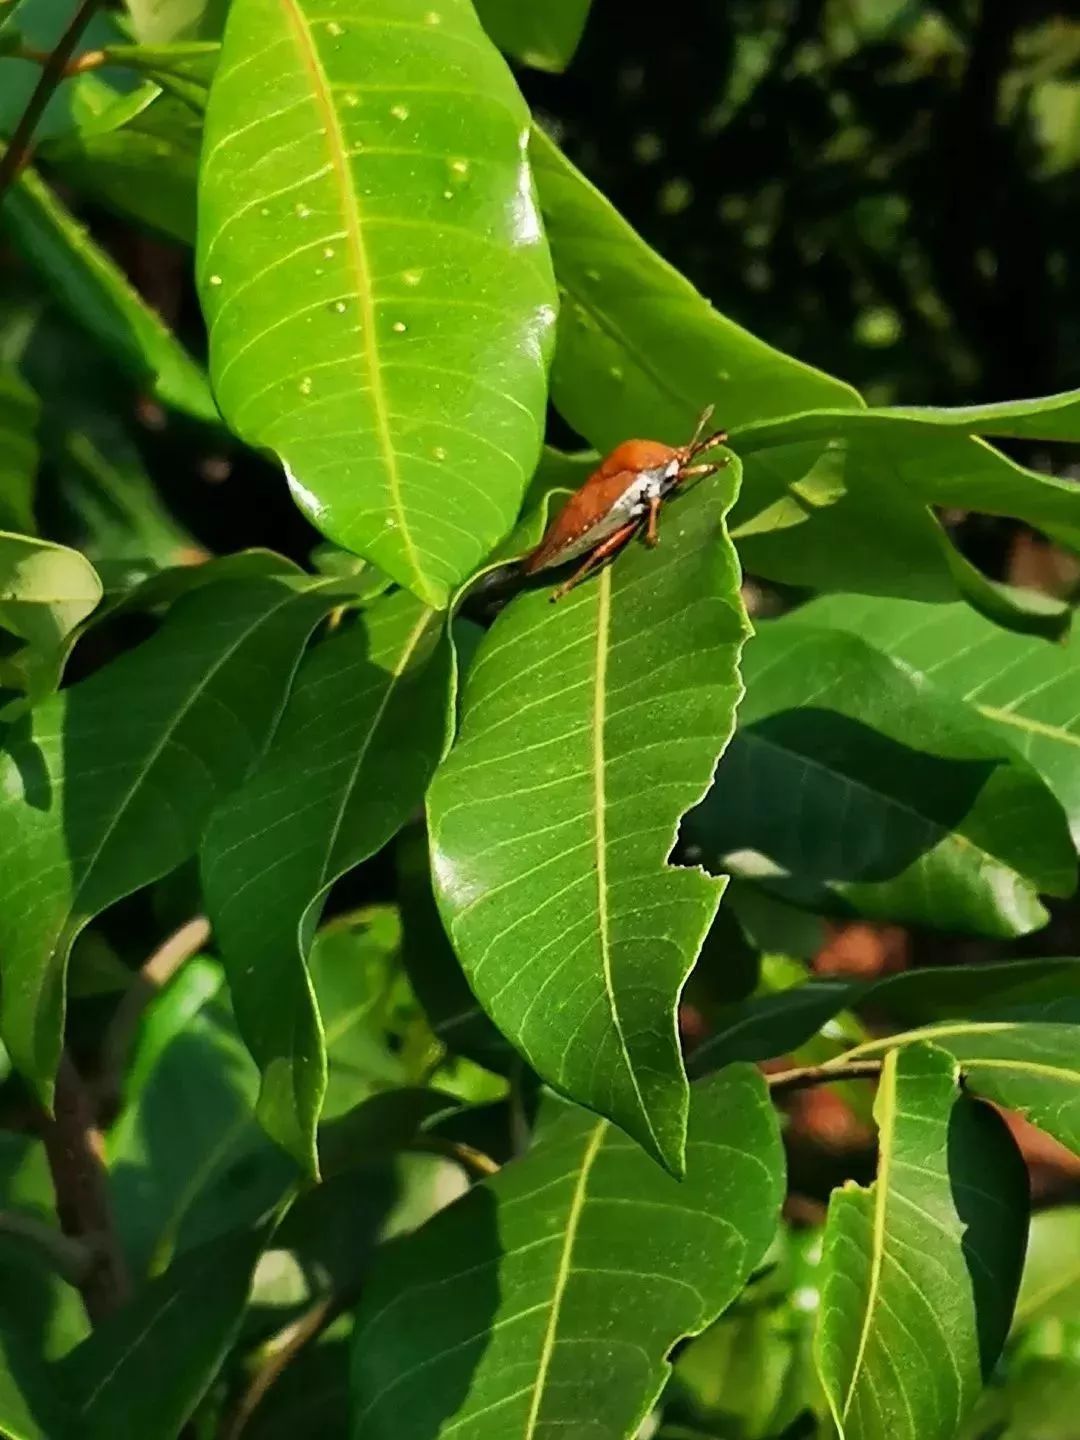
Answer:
top-left (39, 1051), bottom-right (129, 1323)
top-left (766, 1058), bottom-right (884, 1095)
top-left (223, 1291), bottom-right (345, 1439)
top-left (0, 0), bottom-right (105, 200)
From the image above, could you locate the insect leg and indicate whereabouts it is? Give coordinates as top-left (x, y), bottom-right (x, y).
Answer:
top-left (645, 495), bottom-right (661, 547)
top-left (550, 521), bottom-right (640, 601)
top-left (678, 455), bottom-right (732, 492)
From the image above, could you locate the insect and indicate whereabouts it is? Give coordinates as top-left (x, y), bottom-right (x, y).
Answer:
top-left (522, 407), bottom-right (730, 601)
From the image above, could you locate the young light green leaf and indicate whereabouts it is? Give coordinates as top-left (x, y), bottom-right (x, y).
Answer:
top-left (796, 594), bottom-right (1080, 847)
top-left (0, 530), bottom-right (102, 658)
top-left (0, 575), bottom-right (337, 1103)
top-left (2, 167), bottom-right (217, 422)
top-left (198, 0), bottom-right (556, 608)
top-left (428, 468), bottom-right (748, 1174)
top-left (107, 958), bottom-right (296, 1278)
top-left (202, 590), bottom-right (451, 1171)
top-left (60, 1225), bottom-right (268, 1440)
top-left (530, 127), bottom-right (861, 452)
top-left (473, 0), bottom-right (591, 71)
top-left (0, 366), bottom-right (38, 533)
top-left (350, 1065), bottom-right (784, 1439)
top-left (688, 624), bottom-right (1076, 935)
top-left (816, 1043), bottom-right (1028, 1440)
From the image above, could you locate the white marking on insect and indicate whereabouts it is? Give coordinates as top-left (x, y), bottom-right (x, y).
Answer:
top-left (534, 462), bottom-right (681, 569)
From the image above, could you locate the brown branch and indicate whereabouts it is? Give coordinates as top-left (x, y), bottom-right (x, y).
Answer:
top-left (0, 0), bottom-right (105, 200)
top-left (224, 1292), bottom-right (345, 1439)
top-left (40, 1052), bottom-right (129, 1323)
top-left (766, 1059), bottom-right (884, 1096)
top-left (11, 44), bottom-right (106, 73)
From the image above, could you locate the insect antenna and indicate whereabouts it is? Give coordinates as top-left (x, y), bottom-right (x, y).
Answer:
top-left (685, 405), bottom-right (728, 460)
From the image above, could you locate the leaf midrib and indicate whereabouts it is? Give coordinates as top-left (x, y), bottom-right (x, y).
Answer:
top-left (277, 0), bottom-right (425, 595)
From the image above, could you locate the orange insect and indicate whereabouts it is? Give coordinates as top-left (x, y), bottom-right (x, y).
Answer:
top-left (523, 407), bottom-right (729, 600)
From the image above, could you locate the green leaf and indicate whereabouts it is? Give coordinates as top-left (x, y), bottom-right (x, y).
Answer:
top-left (98, 41), bottom-right (220, 109)
top-left (1014, 1206), bottom-right (1080, 1330)
top-left (0, 1331), bottom-right (67, 1440)
top-left (42, 92), bottom-right (201, 245)
top-left (688, 624), bottom-right (1076, 935)
top-left (202, 589), bottom-right (451, 1170)
top-left (60, 1225), bottom-right (267, 1440)
top-left (473, 0), bottom-right (591, 71)
top-left (816, 1043), bottom-right (1029, 1440)
top-left (427, 468), bottom-right (749, 1173)
top-left (530, 126), bottom-right (861, 451)
top-left (3, 167), bottom-right (217, 422)
top-left (350, 1065), bottom-right (784, 1438)
top-left (107, 957), bottom-right (296, 1278)
top-left (0, 530), bottom-right (101, 664)
top-left (0, 574), bottom-right (337, 1103)
top-left (795, 594), bottom-right (1080, 848)
top-left (734, 409), bottom-right (1080, 573)
top-left (728, 427), bottom-right (1066, 639)
top-left (0, 365), bottom-right (38, 533)
top-left (198, 0), bottom-right (556, 608)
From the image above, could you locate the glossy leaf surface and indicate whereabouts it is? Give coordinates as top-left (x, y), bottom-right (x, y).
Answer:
top-left (0, 575), bottom-right (335, 1101)
top-left (0, 531), bottom-right (101, 688)
top-left (473, 0), bottom-right (591, 71)
top-left (798, 594), bottom-right (1080, 847)
top-left (3, 167), bottom-right (217, 422)
top-left (690, 624), bottom-right (1076, 935)
top-left (530, 127), bottom-right (861, 451)
top-left (428, 469), bottom-right (748, 1172)
top-left (350, 1065), bottom-right (784, 1439)
top-left (198, 0), bottom-right (556, 606)
top-left (60, 1226), bottom-right (267, 1439)
top-left (203, 590), bottom-right (451, 1169)
top-left (816, 1043), bottom-right (1028, 1440)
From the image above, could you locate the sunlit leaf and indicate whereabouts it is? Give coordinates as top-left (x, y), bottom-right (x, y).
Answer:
top-left (428, 469), bottom-right (748, 1173)
top-left (688, 624), bottom-right (1076, 935)
top-left (351, 1065), bottom-right (784, 1439)
top-left (198, 0), bottom-right (556, 606)
top-left (816, 1043), bottom-right (1028, 1440)
top-left (203, 589), bottom-right (451, 1169)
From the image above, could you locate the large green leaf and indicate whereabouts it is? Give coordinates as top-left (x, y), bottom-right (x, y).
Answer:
top-left (473, 0), bottom-right (591, 71)
top-left (59, 1225), bottom-right (267, 1439)
top-left (734, 409), bottom-right (1080, 563)
top-left (530, 126), bottom-right (861, 452)
top-left (2, 167), bottom-right (217, 423)
top-left (1013, 1206), bottom-right (1080, 1331)
top-left (816, 1043), bottom-right (1028, 1440)
top-left (0, 366), bottom-right (37, 533)
top-left (427, 469), bottom-right (749, 1174)
top-left (728, 429), bottom-right (1066, 638)
top-left (0, 1332), bottom-right (66, 1440)
top-left (688, 624), bottom-right (1076, 935)
top-left (0, 574), bottom-right (337, 1102)
top-left (107, 957), bottom-right (296, 1278)
top-left (350, 1065), bottom-right (784, 1439)
top-left (198, 0), bottom-right (556, 608)
top-left (796, 594), bottom-right (1080, 847)
top-left (202, 589), bottom-right (450, 1170)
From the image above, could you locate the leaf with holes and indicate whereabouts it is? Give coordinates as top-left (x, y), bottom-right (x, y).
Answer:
top-left (530, 127), bottom-right (860, 453)
top-left (202, 589), bottom-right (451, 1170)
top-left (350, 1064), bottom-right (783, 1439)
top-left (815, 1043), bottom-right (1028, 1440)
top-left (687, 624), bottom-right (1076, 935)
top-left (3, 168), bottom-right (217, 423)
top-left (427, 466), bottom-right (748, 1174)
top-left (0, 575), bottom-right (337, 1103)
top-left (796, 594), bottom-right (1080, 848)
top-left (198, 0), bottom-right (556, 607)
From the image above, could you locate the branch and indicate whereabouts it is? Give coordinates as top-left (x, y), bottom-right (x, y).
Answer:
top-left (40, 1051), bottom-right (130, 1323)
top-left (766, 1059), bottom-right (883, 1096)
top-left (0, 0), bottom-right (105, 200)
top-left (224, 1291), bottom-right (345, 1439)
